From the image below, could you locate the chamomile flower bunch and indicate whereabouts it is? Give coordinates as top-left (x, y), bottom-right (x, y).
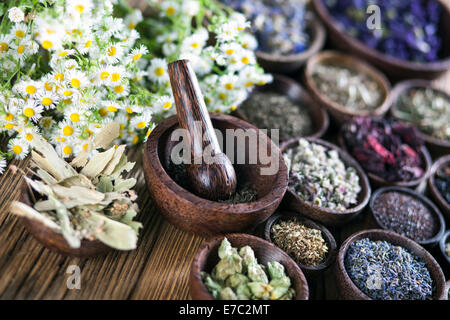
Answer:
top-left (139, 0), bottom-right (272, 114)
top-left (0, 0), bottom-right (156, 169)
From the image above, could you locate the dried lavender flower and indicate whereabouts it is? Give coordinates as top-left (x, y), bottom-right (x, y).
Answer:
top-left (284, 139), bottom-right (361, 211)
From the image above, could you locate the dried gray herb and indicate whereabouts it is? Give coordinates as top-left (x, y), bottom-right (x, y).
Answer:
top-left (394, 87), bottom-right (450, 142)
top-left (271, 219), bottom-right (328, 266)
top-left (312, 64), bottom-right (382, 112)
top-left (239, 92), bottom-right (313, 142)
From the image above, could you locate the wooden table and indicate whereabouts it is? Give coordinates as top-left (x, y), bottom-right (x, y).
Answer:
top-left (1, 2), bottom-right (450, 300)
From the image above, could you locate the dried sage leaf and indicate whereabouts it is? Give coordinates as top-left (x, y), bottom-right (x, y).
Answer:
top-left (81, 148), bottom-right (116, 179)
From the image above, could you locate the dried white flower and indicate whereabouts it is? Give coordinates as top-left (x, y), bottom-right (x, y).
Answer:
top-left (8, 7), bottom-right (25, 23)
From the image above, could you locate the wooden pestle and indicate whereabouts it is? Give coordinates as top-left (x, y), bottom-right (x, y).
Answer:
top-left (168, 60), bottom-right (237, 201)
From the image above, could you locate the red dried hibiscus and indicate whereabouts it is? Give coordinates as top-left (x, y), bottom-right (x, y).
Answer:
top-left (342, 117), bottom-right (425, 182)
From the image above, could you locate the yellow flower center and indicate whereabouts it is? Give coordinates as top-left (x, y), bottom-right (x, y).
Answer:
top-left (245, 81), bottom-right (254, 88)
top-left (44, 82), bottom-right (52, 91)
top-left (24, 108), bottom-right (35, 118)
top-left (84, 40), bottom-right (92, 48)
top-left (132, 135), bottom-right (139, 145)
top-left (125, 107), bottom-right (133, 114)
top-left (163, 102), bottom-right (172, 109)
top-left (5, 123), bottom-right (15, 129)
top-left (75, 5), bottom-right (84, 13)
top-left (219, 93), bottom-right (227, 100)
top-left (17, 45), bottom-right (25, 54)
top-left (63, 126), bottom-right (74, 136)
top-left (55, 73), bottom-right (64, 81)
top-left (241, 57), bottom-right (250, 64)
top-left (0, 42), bottom-right (8, 52)
top-left (230, 105), bottom-right (237, 111)
top-left (58, 51), bottom-right (68, 57)
top-left (99, 108), bottom-right (108, 117)
top-left (71, 78), bottom-right (81, 88)
top-left (82, 143), bottom-right (89, 151)
top-left (133, 53), bottom-right (142, 61)
top-left (16, 30), bottom-right (25, 38)
top-left (225, 83), bottom-right (234, 90)
top-left (5, 113), bottom-right (14, 121)
top-left (63, 90), bottom-right (73, 96)
top-left (155, 67), bottom-right (165, 77)
top-left (114, 85), bottom-right (124, 93)
top-left (107, 106), bottom-right (118, 112)
top-left (225, 49), bottom-right (234, 55)
top-left (137, 121), bottom-right (146, 129)
top-left (25, 133), bottom-right (34, 141)
top-left (108, 46), bottom-right (116, 56)
top-left (111, 73), bottom-right (120, 82)
top-left (42, 97), bottom-right (52, 106)
top-left (191, 43), bottom-right (200, 49)
top-left (166, 7), bottom-right (175, 15)
top-left (128, 22), bottom-right (136, 29)
top-left (25, 85), bottom-right (36, 94)
top-left (100, 71), bottom-right (109, 80)
top-left (12, 145), bottom-right (22, 155)
top-left (70, 113), bottom-right (80, 122)
top-left (63, 146), bottom-right (73, 155)
top-left (42, 40), bottom-right (53, 50)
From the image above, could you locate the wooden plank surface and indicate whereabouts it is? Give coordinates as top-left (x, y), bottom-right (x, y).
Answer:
top-left (1, 1), bottom-right (450, 300)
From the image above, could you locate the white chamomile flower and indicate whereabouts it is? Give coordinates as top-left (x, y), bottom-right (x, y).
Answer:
top-left (0, 157), bottom-right (6, 175)
top-left (64, 105), bottom-right (86, 124)
top-left (126, 45), bottom-right (148, 64)
top-left (18, 80), bottom-right (41, 97)
top-left (64, 59), bottom-right (79, 71)
top-left (10, 37), bottom-right (31, 62)
top-left (111, 82), bottom-right (130, 98)
top-left (240, 34), bottom-right (258, 51)
top-left (230, 12), bottom-right (251, 31)
top-left (217, 22), bottom-right (239, 42)
top-left (157, 95), bottom-right (174, 112)
top-left (220, 43), bottom-right (241, 59)
top-left (56, 140), bottom-right (76, 158)
top-left (22, 100), bottom-right (44, 122)
top-left (162, 42), bottom-right (177, 57)
top-left (131, 70), bottom-right (147, 83)
top-left (106, 65), bottom-right (127, 85)
top-left (0, 34), bottom-right (12, 56)
top-left (8, 138), bottom-right (29, 160)
top-left (66, 0), bottom-right (93, 16)
top-left (102, 101), bottom-right (122, 113)
top-left (124, 9), bottom-right (143, 30)
top-left (8, 7), bottom-right (25, 23)
top-left (147, 58), bottom-right (169, 84)
top-left (10, 23), bottom-right (27, 40)
top-left (102, 43), bottom-right (124, 64)
top-left (66, 70), bottom-right (88, 89)
top-left (220, 74), bottom-right (239, 91)
top-left (182, 34), bottom-right (206, 53)
top-left (120, 29), bottom-right (140, 48)
top-left (131, 112), bottom-right (152, 130)
top-left (229, 49), bottom-right (256, 71)
top-left (37, 91), bottom-right (60, 110)
top-left (57, 120), bottom-right (80, 139)
top-left (78, 33), bottom-right (95, 54)
top-left (161, 1), bottom-right (179, 17)
top-left (181, 0), bottom-right (200, 16)
top-left (18, 126), bottom-right (40, 144)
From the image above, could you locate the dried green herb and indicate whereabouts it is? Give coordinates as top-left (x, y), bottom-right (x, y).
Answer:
top-left (202, 238), bottom-right (295, 300)
top-left (312, 64), bottom-right (382, 112)
top-left (394, 87), bottom-right (450, 142)
top-left (239, 92), bottom-right (313, 142)
top-left (271, 218), bottom-right (328, 266)
top-left (10, 123), bottom-right (141, 251)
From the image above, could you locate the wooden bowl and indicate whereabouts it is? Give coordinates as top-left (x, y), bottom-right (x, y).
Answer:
top-left (390, 80), bottom-right (450, 156)
top-left (189, 233), bottom-right (309, 300)
top-left (312, 0), bottom-right (450, 79)
top-left (429, 155), bottom-right (450, 221)
top-left (280, 137), bottom-right (371, 227)
top-left (304, 51), bottom-right (391, 125)
top-left (369, 187), bottom-right (446, 247)
top-left (256, 15), bottom-right (326, 74)
top-left (263, 211), bottom-right (336, 278)
top-left (17, 182), bottom-right (111, 258)
top-left (438, 230), bottom-right (450, 277)
top-left (234, 74), bottom-right (329, 142)
top-left (447, 280), bottom-right (450, 300)
top-left (338, 128), bottom-right (433, 190)
top-left (143, 113), bottom-right (288, 237)
top-left (335, 229), bottom-right (447, 300)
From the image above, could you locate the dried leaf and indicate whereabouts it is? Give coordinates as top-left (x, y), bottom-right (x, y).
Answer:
top-left (114, 178), bottom-right (137, 192)
top-left (94, 122), bottom-right (120, 149)
top-left (36, 168), bottom-right (58, 185)
top-left (81, 148), bottom-right (116, 179)
top-left (97, 176), bottom-right (114, 193)
top-left (51, 185), bottom-right (105, 205)
top-left (86, 211), bottom-right (138, 250)
top-left (59, 174), bottom-right (95, 189)
top-left (10, 201), bottom-right (60, 232)
top-left (102, 145), bottom-right (126, 176)
top-left (49, 195), bottom-right (80, 248)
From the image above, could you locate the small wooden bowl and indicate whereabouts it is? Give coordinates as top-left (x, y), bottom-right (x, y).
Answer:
top-left (280, 137), bottom-right (371, 227)
top-left (429, 155), bottom-right (450, 221)
top-left (338, 128), bottom-right (433, 190)
top-left (234, 74), bottom-right (329, 142)
top-left (369, 187), bottom-right (446, 247)
top-left (438, 230), bottom-right (450, 277)
top-left (18, 182), bottom-right (111, 258)
top-left (446, 280), bottom-right (450, 300)
top-left (304, 51), bottom-right (391, 125)
top-left (143, 113), bottom-right (288, 237)
top-left (335, 229), bottom-right (447, 300)
top-left (263, 211), bottom-right (336, 278)
top-left (256, 15), bottom-right (326, 74)
top-left (189, 233), bottom-right (309, 300)
top-left (390, 80), bottom-right (450, 156)
top-left (312, 0), bottom-right (450, 79)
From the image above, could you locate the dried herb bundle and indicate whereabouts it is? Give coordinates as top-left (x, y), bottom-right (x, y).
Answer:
top-left (10, 123), bottom-right (141, 251)
top-left (202, 238), bottom-right (295, 300)
top-left (271, 219), bottom-right (328, 266)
